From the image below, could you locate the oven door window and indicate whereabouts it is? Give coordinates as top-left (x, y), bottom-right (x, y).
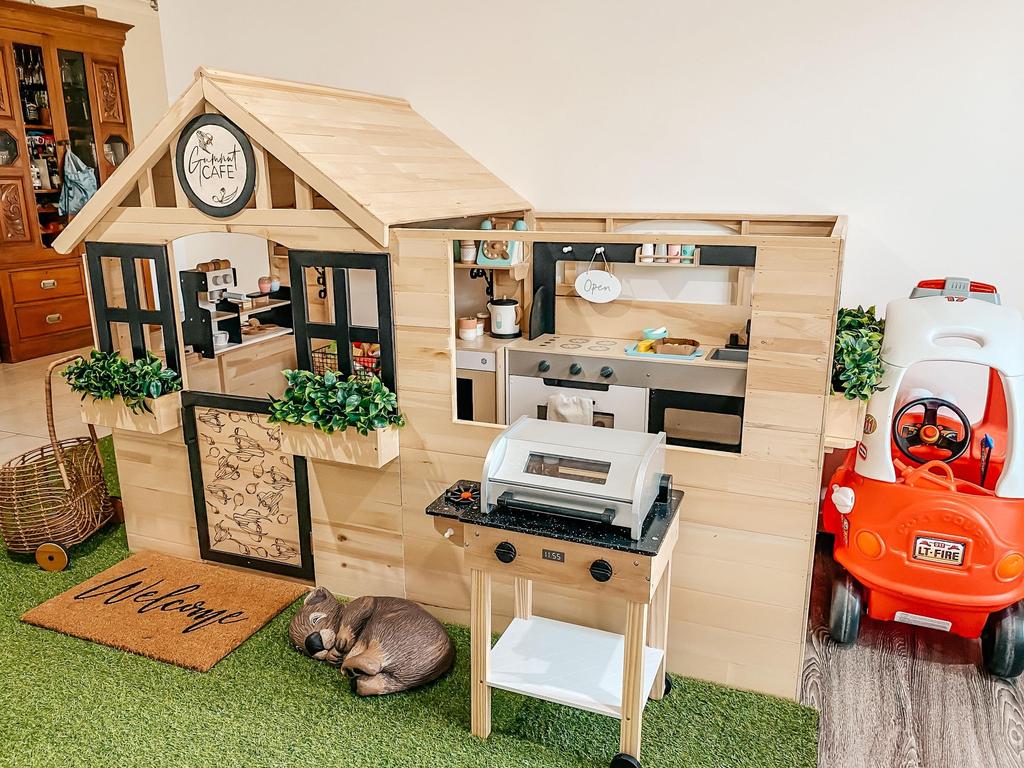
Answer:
top-left (649, 390), bottom-right (744, 453)
top-left (524, 452), bottom-right (611, 485)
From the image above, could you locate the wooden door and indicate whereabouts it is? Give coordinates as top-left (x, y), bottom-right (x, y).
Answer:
top-left (183, 393), bottom-right (314, 580)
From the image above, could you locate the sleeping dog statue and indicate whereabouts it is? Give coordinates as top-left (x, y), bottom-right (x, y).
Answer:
top-left (289, 588), bottom-right (455, 696)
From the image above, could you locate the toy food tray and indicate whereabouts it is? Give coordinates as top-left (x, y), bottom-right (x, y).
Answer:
top-left (624, 337), bottom-right (703, 360)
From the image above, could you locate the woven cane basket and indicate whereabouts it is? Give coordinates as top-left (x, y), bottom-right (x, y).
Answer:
top-left (0, 354), bottom-right (112, 554)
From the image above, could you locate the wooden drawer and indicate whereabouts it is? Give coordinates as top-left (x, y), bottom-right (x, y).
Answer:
top-left (15, 296), bottom-right (91, 339)
top-left (10, 265), bottom-right (85, 303)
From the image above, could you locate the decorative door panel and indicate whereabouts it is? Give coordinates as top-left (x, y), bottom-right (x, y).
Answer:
top-left (183, 393), bottom-right (314, 579)
top-left (0, 179), bottom-right (30, 243)
top-left (92, 59), bottom-right (125, 125)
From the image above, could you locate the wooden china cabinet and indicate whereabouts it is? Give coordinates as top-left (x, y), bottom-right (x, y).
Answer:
top-left (0, 2), bottom-right (133, 362)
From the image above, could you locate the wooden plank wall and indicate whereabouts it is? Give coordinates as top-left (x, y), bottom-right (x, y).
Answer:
top-left (389, 229), bottom-right (842, 699)
top-left (103, 216), bottom-right (841, 701)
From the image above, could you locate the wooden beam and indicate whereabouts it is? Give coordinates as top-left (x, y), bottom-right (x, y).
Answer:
top-left (252, 140), bottom-right (272, 209)
top-left (294, 178), bottom-right (314, 210)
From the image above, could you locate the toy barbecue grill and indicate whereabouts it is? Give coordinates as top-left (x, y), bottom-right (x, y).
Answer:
top-left (0, 355), bottom-right (113, 571)
top-left (481, 417), bottom-right (669, 540)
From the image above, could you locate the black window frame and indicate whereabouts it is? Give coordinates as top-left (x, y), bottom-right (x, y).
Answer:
top-left (288, 250), bottom-right (397, 392)
top-left (85, 242), bottom-right (180, 373)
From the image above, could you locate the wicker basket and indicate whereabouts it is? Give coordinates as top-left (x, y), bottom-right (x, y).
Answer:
top-left (0, 354), bottom-right (112, 555)
top-left (311, 342), bottom-right (381, 378)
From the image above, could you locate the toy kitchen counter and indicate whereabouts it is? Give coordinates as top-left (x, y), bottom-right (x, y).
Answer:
top-left (425, 417), bottom-right (682, 768)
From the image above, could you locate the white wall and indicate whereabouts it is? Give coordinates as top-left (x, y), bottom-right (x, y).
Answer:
top-left (158, 0), bottom-right (1024, 311)
top-left (32, 0), bottom-right (168, 137)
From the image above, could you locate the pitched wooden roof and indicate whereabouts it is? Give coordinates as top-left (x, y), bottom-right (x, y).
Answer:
top-left (54, 68), bottom-right (530, 252)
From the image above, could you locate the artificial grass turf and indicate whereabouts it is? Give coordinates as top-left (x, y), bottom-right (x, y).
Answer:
top-left (0, 526), bottom-right (818, 768)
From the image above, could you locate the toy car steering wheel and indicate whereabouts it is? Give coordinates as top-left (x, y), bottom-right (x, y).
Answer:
top-left (892, 397), bottom-right (972, 464)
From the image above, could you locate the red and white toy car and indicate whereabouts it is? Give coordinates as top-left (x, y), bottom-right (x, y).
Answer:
top-left (822, 277), bottom-right (1024, 676)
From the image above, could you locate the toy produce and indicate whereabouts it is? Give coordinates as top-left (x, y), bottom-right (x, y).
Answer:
top-left (822, 277), bottom-right (1024, 677)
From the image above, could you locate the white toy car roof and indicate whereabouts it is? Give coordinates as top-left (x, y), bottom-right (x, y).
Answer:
top-left (882, 277), bottom-right (1024, 376)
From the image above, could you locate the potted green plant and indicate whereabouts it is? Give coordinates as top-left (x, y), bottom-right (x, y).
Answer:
top-left (827, 306), bottom-right (885, 448)
top-left (63, 350), bottom-right (183, 435)
top-left (268, 370), bottom-right (405, 468)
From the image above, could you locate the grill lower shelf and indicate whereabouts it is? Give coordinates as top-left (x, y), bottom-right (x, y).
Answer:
top-left (486, 615), bottom-right (664, 718)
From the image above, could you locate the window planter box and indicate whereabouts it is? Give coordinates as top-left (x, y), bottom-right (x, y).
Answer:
top-left (278, 423), bottom-right (400, 468)
top-left (824, 393), bottom-right (867, 451)
top-left (80, 392), bottom-right (182, 435)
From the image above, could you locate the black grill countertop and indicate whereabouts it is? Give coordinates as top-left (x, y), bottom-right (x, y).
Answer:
top-left (426, 480), bottom-right (682, 557)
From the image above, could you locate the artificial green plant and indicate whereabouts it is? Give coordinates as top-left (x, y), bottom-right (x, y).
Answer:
top-left (832, 305), bottom-right (885, 401)
top-left (62, 349), bottom-right (182, 414)
top-left (268, 369), bottom-right (405, 436)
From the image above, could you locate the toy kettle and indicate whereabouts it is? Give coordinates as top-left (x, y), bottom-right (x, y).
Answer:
top-left (488, 296), bottom-right (522, 339)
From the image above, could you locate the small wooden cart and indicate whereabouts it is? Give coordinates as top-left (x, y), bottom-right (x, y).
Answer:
top-left (428, 481), bottom-right (681, 768)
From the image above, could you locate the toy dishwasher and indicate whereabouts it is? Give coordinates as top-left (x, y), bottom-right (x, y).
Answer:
top-left (427, 417), bottom-right (682, 768)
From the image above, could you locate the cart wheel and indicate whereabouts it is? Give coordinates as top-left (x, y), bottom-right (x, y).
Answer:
top-left (650, 672), bottom-right (673, 701)
top-left (35, 542), bottom-right (69, 572)
top-left (981, 601), bottom-right (1024, 678)
top-left (828, 569), bottom-right (862, 645)
top-left (610, 753), bottom-right (641, 768)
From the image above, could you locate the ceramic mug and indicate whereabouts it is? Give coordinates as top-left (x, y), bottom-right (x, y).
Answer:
top-left (213, 330), bottom-right (229, 346)
top-left (460, 240), bottom-right (477, 264)
top-left (269, 275), bottom-right (281, 292)
top-left (457, 317), bottom-right (478, 341)
top-left (258, 276), bottom-right (272, 293)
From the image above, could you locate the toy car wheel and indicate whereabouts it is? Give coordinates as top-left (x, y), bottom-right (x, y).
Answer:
top-left (981, 601), bottom-right (1024, 678)
top-left (35, 542), bottom-right (69, 572)
top-left (610, 753), bottom-right (641, 768)
top-left (829, 570), bottom-right (863, 645)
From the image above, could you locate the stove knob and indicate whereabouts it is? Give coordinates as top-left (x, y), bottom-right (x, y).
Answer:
top-left (569, 363), bottom-right (583, 375)
top-left (590, 559), bottom-right (613, 583)
top-left (494, 541), bottom-right (517, 564)
top-left (537, 360), bottom-right (551, 373)
top-left (600, 366), bottom-right (614, 379)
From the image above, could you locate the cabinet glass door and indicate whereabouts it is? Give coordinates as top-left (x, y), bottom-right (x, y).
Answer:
top-left (13, 42), bottom-right (61, 247)
top-left (58, 50), bottom-right (97, 170)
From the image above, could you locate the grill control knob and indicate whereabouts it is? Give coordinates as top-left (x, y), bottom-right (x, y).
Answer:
top-left (569, 363), bottom-right (583, 375)
top-left (537, 360), bottom-right (551, 373)
top-left (600, 366), bottom-right (614, 379)
top-left (590, 559), bottom-right (613, 582)
top-left (494, 541), bottom-right (517, 564)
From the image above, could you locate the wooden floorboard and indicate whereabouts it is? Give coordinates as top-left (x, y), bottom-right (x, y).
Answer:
top-left (802, 537), bottom-right (1024, 768)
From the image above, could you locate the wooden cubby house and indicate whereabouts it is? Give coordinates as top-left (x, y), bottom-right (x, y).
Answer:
top-left (54, 67), bottom-right (848, 700)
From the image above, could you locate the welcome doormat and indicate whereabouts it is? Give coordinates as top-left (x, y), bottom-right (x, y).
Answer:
top-left (21, 552), bottom-right (306, 671)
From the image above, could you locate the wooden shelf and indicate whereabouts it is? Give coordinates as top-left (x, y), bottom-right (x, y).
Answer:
top-left (33, 188), bottom-right (60, 195)
top-left (486, 616), bottom-right (663, 719)
top-left (213, 326), bottom-right (293, 357)
top-left (633, 260), bottom-right (697, 267)
top-left (453, 262), bottom-right (529, 281)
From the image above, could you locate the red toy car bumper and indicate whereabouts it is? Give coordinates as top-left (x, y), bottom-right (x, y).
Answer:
top-left (824, 459), bottom-right (1024, 639)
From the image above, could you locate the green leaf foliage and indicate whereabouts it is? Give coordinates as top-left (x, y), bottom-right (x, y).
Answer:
top-left (61, 349), bottom-right (183, 415)
top-left (267, 369), bottom-right (406, 436)
top-left (832, 305), bottom-right (885, 401)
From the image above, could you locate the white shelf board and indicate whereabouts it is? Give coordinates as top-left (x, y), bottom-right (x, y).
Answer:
top-left (216, 299), bottom-right (291, 323)
top-left (486, 616), bottom-right (663, 719)
top-left (212, 327), bottom-right (293, 357)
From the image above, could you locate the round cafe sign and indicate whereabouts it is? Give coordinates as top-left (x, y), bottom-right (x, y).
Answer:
top-left (175, 114), bottom-right (256, 217)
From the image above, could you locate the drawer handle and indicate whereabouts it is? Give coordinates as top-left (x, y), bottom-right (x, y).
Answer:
top-left (40, 279), bottom-right (57, 290)
top-left (45, 313), bottom-right (62, 324)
